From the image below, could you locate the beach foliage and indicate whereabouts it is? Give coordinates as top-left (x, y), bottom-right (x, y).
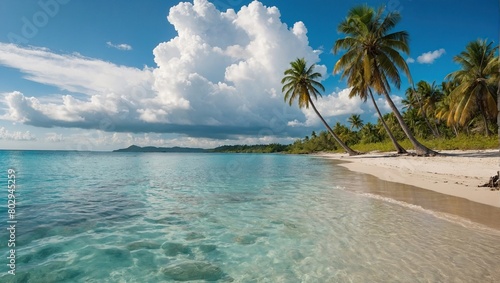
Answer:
top-left (445, 39), bottom-right (499, 136)
top-left (281, 58), bottom-right (360, 155)
top-left (333, 5), bottom-right (436, 155)
top-left (266, 6), bottom-right (498, 155)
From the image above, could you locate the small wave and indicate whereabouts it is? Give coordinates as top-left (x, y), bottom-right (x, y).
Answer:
top-left (336, 186), bottom-right (500, 236)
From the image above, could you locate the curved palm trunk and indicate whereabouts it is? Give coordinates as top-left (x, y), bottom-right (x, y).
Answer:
top-left (432, 120), bottom-right (441, 137)
top-left (421, 109), bottom-right (440, 138)
top-left (308, 97), bottom-right (360, 156)
top-left (369, 89), bottom-right (407, 154)
top-left (382, 91), bottom-right (438, 156)
top-left (413, 91), bottom-right (439, 138)
top-left (477, 99), bottom-right (491, 137)
top-left (480, 112), bottom-right (491, 137)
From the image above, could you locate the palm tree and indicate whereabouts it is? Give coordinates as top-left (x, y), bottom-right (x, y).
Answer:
top-left (347, 114), bottom-right (364, 130)
top-left (281, 58), bottom-right (360, 155)
top-left (333, 122), bottom-right (359, 146)
top-left (333, 5), bottom-right (437, 155)
top-left (378, 112), bottom-right (405, 140)
top-left (359, 122), bottom-right (382, 144)
top-left (403, 108), bottom-right (429, 138)
top-left (404, 81), bottom-right (442, 137)
top-left (446, 39), bottom-right (499, 136)
top-left (349, 71), bottom-right (407, 153)
top-left (435, 80), bottom-right (461, 136)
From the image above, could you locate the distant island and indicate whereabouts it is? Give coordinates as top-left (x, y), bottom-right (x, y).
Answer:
top-left (113, 144), bottom-right (290, 153)
top-left (113, 145), bottom-right (207, 153)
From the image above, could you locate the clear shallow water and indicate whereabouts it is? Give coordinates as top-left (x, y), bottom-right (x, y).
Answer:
top-left (0, 151), bottom-right (499, 282)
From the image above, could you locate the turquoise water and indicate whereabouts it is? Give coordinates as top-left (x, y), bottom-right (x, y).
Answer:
top-left (0, 151), bottom-right (499, 282)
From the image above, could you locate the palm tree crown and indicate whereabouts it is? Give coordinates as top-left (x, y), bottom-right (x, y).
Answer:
top-left (333, 5), bottom-right (412, 95)
top-left (446, 39), bottom-right (499, 136)
top-left (333, 5), bottom-right (437, 155)
top-left (281, 58), bottom-right (360, 156)
top-left (281, 58), bottom-right (325, 109)
top-left (348, 114), bottom-right (364, 130)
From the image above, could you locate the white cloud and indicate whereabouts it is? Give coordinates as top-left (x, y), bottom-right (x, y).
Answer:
top-left (406, 57), bottom-right (415, 63)
top-left (0, 44), bottom-right (153, 94)
top-left (373, 94), bottom-right (404, 114)
top-left (106, 41), bottom-right (133, 51)
top-left (35, 131), bottom-right (295, 151)
top-left (416, 48), bottom-right (446, 64)
top-left (293, 87), bottom-right (364, 127)
top-left (119, 133), bottom-right (294, 149)
top-left (0, 0), bottom-right (325, 140)
top-left (45, 132), bottom-right (64, 142)
top-left (0, 127), bottom-right (36, 141)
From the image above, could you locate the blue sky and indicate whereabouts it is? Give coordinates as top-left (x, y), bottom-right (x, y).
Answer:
top-left (0, 0), bottom-right (498, 150)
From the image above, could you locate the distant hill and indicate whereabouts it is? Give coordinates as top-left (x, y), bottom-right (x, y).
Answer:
top-left (113, 145), bottom-right (207, 153)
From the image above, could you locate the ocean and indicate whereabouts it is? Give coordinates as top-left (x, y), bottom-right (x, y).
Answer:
top-left (0, 151), bottom-right (499, 282)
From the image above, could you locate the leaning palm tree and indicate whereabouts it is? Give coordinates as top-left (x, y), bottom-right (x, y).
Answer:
top-left (349, 70), bottom-right (407, 153)
top-left (446, 39), bottom-right (499, 136)
top-left (281, 58), bottom-right (360, 155)
top-left (333, 5), bottom-right (437, 155)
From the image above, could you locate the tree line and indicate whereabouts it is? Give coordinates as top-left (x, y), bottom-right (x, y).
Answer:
top-left (281, 5), bottom-right (498, 156)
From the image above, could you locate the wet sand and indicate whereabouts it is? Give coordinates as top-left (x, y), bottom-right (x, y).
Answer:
top-left (315, 150), bottom-right (500, 231)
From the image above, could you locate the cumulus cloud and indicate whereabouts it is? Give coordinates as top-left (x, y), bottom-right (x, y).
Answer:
top-left (0, 127), bottom-right (36, 141)
top-left (106, 41), bottom-right (133, 51)
top-left (0, 0), bottom-right (328, 140)
top-left (290, 88), bottom-right (364, 127)
top-left (373, 95), bottom-right (404, 114)
top-left (406, 57), bottom-right (415, 63)
top-left (45, 132), bottom-right (64, 142)
top-left (416, 48), bottom-right (446, 64)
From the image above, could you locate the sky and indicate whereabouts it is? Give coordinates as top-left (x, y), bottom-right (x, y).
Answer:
top-left (0, 0), bottom-right (498, 151)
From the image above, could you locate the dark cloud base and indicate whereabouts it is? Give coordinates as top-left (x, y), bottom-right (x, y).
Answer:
top-left (24, 117), bottom-right (308, 140)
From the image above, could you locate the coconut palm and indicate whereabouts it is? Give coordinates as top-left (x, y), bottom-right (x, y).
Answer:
top-left (403, 108), bottom-right (430, 139)
top-left (435, 80), bottom-right (461, 136)
top-left (333, 5), bottom-right (437, 155)
top-left (281, 58), bottom-right (360, 155)
top-left (349, 71), bottom-right (407, 153)
top-left (359, 122), bottom-right (382, 144)
top-left (347, 114), bottom-right (364, 130)
top-left (333, 122), bottom-right (359, 146)
top-left (404, 81), bottom-right (443, 137)
top-left (446, 39), bottom-right (499, 136)
top-left (378, 112), bottom-right (405, 141)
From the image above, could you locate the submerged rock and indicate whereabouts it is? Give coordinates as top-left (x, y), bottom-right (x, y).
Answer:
top-left (234, 235), bottom-right (257, 245)
top-left (161, 261), bottom-right (225, 281)
top-left (198, 244), bottom-right (217, 253)
top-left (101, 248), bottom-right (133, 266)
top-left (185, 232), bottom-right (205, 241)
top-left (161, 242), bottom-right (191, 256)
top-left (126, 241), bottom-right (160, 251)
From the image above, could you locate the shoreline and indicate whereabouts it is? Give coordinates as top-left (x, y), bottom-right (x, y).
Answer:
top-left (315, 149), bottom-right (500, 208)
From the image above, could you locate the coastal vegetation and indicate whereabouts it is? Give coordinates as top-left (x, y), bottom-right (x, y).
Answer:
top-left (280, 5), bottom-right (498, 155)
top-left (207, 133), bottom-right (497, 154)
top-left (281, 58), bottom-right (360, 156)
top-left (333, 5), bottom-right (436, 155)
top-left (118, 5), bottom-right (498, 156)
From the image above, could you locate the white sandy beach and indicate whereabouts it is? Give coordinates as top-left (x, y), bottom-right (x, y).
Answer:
top-left (317, 150), bottom-right (500, 208)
